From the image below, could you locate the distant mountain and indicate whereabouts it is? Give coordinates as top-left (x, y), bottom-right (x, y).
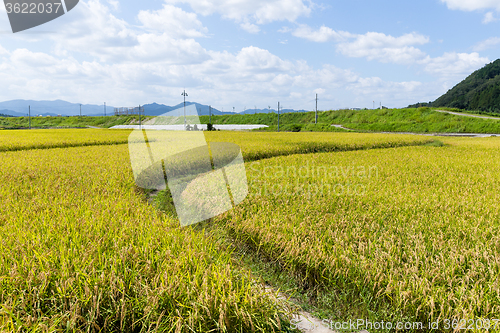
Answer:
top-left (0, 99), bottom-right (312, 117)
top-left (0, 109), bottom-right (26, 117)
top-left (432, 59), bottom-right (500, 112)
top-left (142, 103), bottom-right (311, 116)
top-left (0, 100), bottom-right (111, 117)
top-left (142, 102), bottom-right (235, 116)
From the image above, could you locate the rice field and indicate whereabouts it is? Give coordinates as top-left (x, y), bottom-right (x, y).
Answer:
top-left (0, 129), bottom-right (132, 152)
top-left (217, 137), bottom-right (500, 331)
top-left (203, 131), bottom-right (435, 161)
top-left (0, 143), bottom-right (299, 332)
top-left (1, 128), bottom-right (488, 332)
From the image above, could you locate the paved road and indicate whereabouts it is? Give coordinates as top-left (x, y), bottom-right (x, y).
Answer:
top-left (435, 109), bottom-right (500, 120)
top-left (330, 124), bottom-right (499, 137)
top-left (331, 124), bottom-right (351, 131)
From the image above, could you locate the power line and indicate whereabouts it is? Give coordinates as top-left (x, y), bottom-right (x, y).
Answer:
top-left (181, 90), bottom-right (188, 130)
top-left (315, 94), bottom-right (318, 124)
top-left (278, 102), bottom-right (281, 132)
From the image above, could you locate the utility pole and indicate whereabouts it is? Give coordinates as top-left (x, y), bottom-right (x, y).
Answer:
top-left (28, 105), bottom-right (31, 129)
top-left (315, 93), bottom-right (318, 124)
top-left (139, 105), bottom-right (142, 127)
top-left (104, 102), bottom-right (106, 116)
top-left (80, 104), bottom-right (82, 117)
top-left (209, 105), bottom-right (212, 124)
top-left (277, 102), bottom-right (280, 132)
top-left (373, 101), bottom-right (375, 109)
top-left (181, 90), bottom-right (188, 130)
top-left (233, 107), bottom-right (235, 113)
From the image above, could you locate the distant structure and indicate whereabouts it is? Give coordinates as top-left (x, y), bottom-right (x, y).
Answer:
top-left (114, 106), bottom-right (145, 116)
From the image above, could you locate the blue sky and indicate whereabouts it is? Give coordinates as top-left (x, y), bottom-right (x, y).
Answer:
top-left (0, 0), bottom-right (499, 112)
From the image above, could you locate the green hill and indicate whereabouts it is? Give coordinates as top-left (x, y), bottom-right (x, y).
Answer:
top-left (432, 59), bottom-right (500, 112)
top-left (201, 107), bottom-right (500, 133)
top-left (0, 115), bottom-right (150, 129)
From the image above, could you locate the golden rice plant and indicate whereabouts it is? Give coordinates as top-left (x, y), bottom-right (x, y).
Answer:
top-left (217, 137), bottom-right (500, 330)
top-left (204, 131), bottom-right (435, 161)
top-left (0, 129), bottom-right (442, 332)
top-left (0, 144), bottom-right (294, 332)
top-left (0, 129), bottom-right (132, 152)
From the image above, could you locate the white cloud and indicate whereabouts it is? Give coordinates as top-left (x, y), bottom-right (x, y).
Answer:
top-left (420, 52), bottom-right (490, 79)
top-left (11, 49), bottom-right (59, 68)
top-left (49, 0), bottom-right (137, 60)
top-left (130, 33), bottom-right (210, 64)
top-left (0, 36), bottom-right (429, 110)
top-left (473, 37), bottom-right (500, 51)
top-left (337, 32), bottom-right (429, 64)
top-left (106, 0), bottom-right (119, 10)
top-left (41, 1), bottom-right (210, 66)
top-left (292, 24), bottom-right (352, 42)
top-left (240, 22), bottom-right (260, 34)
top-left (234, 46), bottom-right (294, 73)
top-left (0, 44), bottom-right (9, 56)
top-left (440, 0), bottom-right (500, 11)
top-left (288, 24), bottom-right (489, 85)
top-left (138, 5), bottom-right (208, 38)
top-left (483, 11), bottom-right (498, 23)
top-left (284, 23), bottom-right (491, 101)
top-left (278, 26), bottom-right (292, 33)
top-left (163, 0), bottom-right (312, 24)
top-left (0, 0), bottom-right (476, 111)
top-left (348, 77), bottom-right (423, 102)
top-left (291, 25), bottom-right (429, 65)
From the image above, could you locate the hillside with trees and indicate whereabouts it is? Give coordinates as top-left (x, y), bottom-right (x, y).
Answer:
top-left (432, 59), bottom-right (500, 112)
